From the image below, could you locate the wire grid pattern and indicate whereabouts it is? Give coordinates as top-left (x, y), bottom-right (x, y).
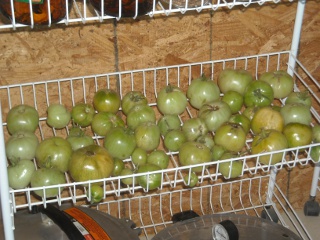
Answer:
top-left (0, 0), bottom-right (296, 30)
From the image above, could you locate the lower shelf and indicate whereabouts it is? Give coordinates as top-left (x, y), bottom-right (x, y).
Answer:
top-left (12, 175), bottom-right (313, 240)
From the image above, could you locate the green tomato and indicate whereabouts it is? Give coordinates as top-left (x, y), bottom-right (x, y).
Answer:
top-left (187, 75), bottom-right (220, 110)
top-left (214, 123), bottom-right (246, 153)
top-left (7, 159), bottom-right (36, 189)
top-left (259, 70), bottom-right (294, 99)
top-left (91, 112), bottom-right (125, 136)
top-left (93, 89), bottom-right (121, 113)
top-left (218, 68), bottom-right (253, 96)
top-left (6, 104), bottom-right (39, 134)
top-left (147, 149), bottom-right (170, 169)
top-left (104, 126), bottom-right (136, 160)
top-left (178, 141), bottom-right (211, 173)
top-left (157, 114), bottom-right (181, 136)
top-left (211, 144), bottom-right (226, 161)
top-left (243, 80), bottom-right (274, 107)
top-left (131, 147), bottom-right (148, 167)
top-left (69, 145), bottom-right (114, 185)
top-left (87, 185), bottom-right (104, 204)
top-left (285, 90), bottom-right (312, 108)
top-left (137, 163), bottom-right (162, 191)
top-left (198, 100), bottom-right (232, 132)
top-left (283, 123), bottom-right (312, 149)
top-left (31, 168), bottom-right (66, 198)
top-left (250, 106), bottom-right (284, 134)
top-left (134, 121), bottom-right (160, 152)
top-left (251, 130), bottom-right (288, 165)
top-left (6, 131), bottom-right (39, 165)
top-left (222, 90), bottom-right (244, 114)
top-left (183, 172), bottom-right (198, 188)
top-left (196, 133), bottom-right (215, 150)
top-left (71, 103), bottom-right (95, 127)
top-left (310, 145), bottom-right (320, 162)
top-left (164, 129), bottom-right (187, 152)
top-left (126, 104), bottom-right (156, 130)
top-left (121, 91), bottom-right (148, 116)
top-left (46, 104), bottom-right (71, 129)
top-left (35, 136), bottom-right (73, 173)
top-left (229, 113), bottom-right (251, 134)
top-left (280, 103), bottom-right (312, 126)
top-left (112, 158), bottom-right (125, 176)
top-left (120, 167), bottom-right (136, 186)
top-left (182, 117), bottom-right (208, 142)
top-left (67, 127), bottom-right (94, 151)
top-left (218, 152), bottom-right (243, 179)
top-left (157, 84), bottom-right (187, 115)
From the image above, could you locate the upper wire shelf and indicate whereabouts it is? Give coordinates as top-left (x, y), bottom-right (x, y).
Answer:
top-left (0, 0), bottom-right (295, 30)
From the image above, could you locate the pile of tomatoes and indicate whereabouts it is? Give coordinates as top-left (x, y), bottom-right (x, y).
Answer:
top-left (5, 68), bottom-right (320, 202)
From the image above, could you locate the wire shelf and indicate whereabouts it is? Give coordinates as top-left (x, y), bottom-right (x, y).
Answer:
top-left (0, 0), bottom-right (296, 30)
top-left (1, 51), bottom-right (320, 215)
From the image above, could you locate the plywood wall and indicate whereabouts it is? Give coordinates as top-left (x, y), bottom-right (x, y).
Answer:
top-left (0, 1), bottom-right (319, 210)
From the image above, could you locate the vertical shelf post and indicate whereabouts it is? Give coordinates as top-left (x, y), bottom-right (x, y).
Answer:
top-left (0, 103), bottom-right (14, 240)
top-left (288, 0), bottom-right (306, 76)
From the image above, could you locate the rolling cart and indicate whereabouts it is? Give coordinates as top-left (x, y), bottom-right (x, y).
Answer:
top-left (1, 1), bottom-right (320, 240)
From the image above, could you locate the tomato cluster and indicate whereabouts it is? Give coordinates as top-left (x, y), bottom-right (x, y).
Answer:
top-left (4, 68), bottom-right (318, 202)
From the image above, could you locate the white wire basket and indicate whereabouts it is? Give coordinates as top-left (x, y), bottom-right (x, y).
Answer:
top-left (0, 51), bottom-right (320, 240)
top-left (0, 0), bottom-right (295, 30)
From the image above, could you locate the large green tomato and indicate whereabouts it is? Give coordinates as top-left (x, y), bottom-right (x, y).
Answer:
top-left (280, 103), bottom-right (312, 126)
top-left (66, 127), bottom-right (94, 151)
top-left (182, 117), bottom-right (208, 142)
top-left (259, 70), bottom-right (294, 99)
top-left (157, 84), bottom-right (187, 115)
top-left (104, 126), bottom-right (136, 160)
top-left (218, 68), bottom-right (253, 95)
top-left (243, 80), bottom-right (274, 107)
top-left (283, 123), bottom-right (312, 149)
top-left (6, 131), bottom-right (39, 165)
top-left (214, 123), bottom-right (246, 153)
top-left (31, 168), bottom-right (66, 198)
top-left (93, 89), bottom-right (121, 113)
top-left (35, 136), bottom-right (73, 173)
top-left (91, 112), bottom-right (125, 136)
top-left (198, 100), bottom-right (232, 132)
top-left (178, 141), bottom-right (211, 173)
top-left (7, 159), bottom-right (36, 189)
top-left (251, 130), bottom-right (288, 165)
top-left (134, 121), bottom-right (160, 152)
top-left (6, 104), bottom-right (39, 135)
top-left (285, 91), bottom-right (312, 108)
top-left (121, 91), bottom-right (148, 116)
top-left (250, 106), bottom-right (284, 134)
top-left (186, 75), bottom-right (220, 109)
top-left (126, 104), bottom-right (156, 130)
top-left (69, 145), bottom-right (114, 185)
top-left (46, 103), bottom-right (71, 129)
